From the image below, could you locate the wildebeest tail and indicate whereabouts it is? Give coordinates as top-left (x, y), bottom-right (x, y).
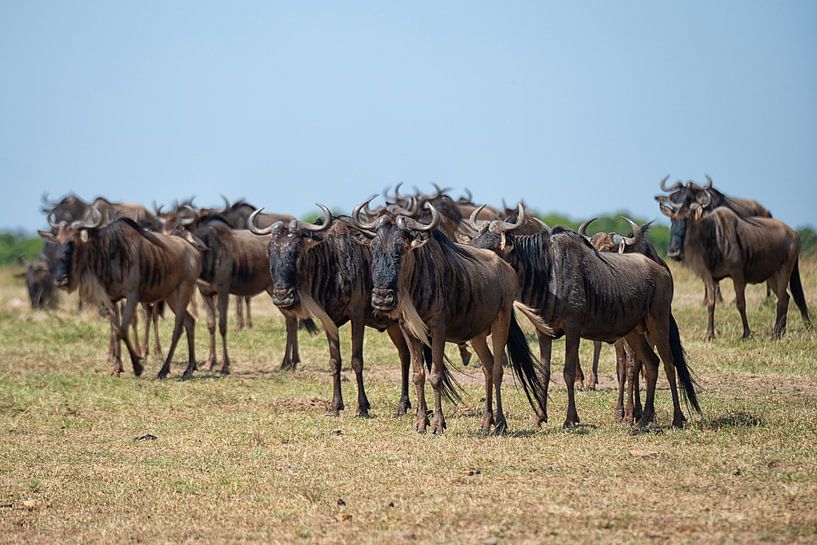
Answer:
top-left (669, 313), bottom-right (701, 414)
top-left (507, 311), bottom-right (548, 417)
top-left (299, 318), bottom-right (320, 335)
top-left (422, 342), bottom-right (462, 404)
top-left (789, 258), bottom-right (812, 327)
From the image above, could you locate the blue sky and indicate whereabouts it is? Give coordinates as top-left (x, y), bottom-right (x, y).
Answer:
top-left (1, 1), bottom-right (815, 231)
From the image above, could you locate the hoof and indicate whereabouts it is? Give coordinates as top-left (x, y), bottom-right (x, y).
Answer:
top-left (132, 358), bottom-right (144, 377)
top-left (179, 372), bottom-right (194, 381)
top-left (535, 414), bottom-right (548, 427)
top-left (395, 399), bottom-right (410, 416)
top-left (415, 416), bottom-right (430, 433)
top-left (156, 372), bottom-right (168, 380)
top-left (491, 420), bottom-right (507, 436)
top-left (356, 407), bottom-right (371, 418)
top-left (431, 417), bottom-right (446, 434)
top-left (461, 353), bottom-right (471, 366)
top-left (207, 358), bottom-right (217, 371)
top-left (563, 417), bottom-right (580, 429)
top-left (220, 367), bottom-right (230, 376)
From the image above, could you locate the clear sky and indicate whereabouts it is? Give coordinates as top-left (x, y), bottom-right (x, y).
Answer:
top-left (1, 1), bottom-right (815, 231)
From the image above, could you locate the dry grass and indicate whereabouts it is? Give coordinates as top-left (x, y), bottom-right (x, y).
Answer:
top-left (1, 260), bottom-right (816, 544)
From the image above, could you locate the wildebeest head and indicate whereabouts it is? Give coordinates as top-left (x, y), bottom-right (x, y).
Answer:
top-left (37, 206), bottom-right (105, 290)
top-left (249, 204), bottom-right (332, 308)
top-left (580, 217), bottom-right (643, 254)
top-left (41, 193), bottom-right (89, 229)
top-left (15, 256), bottom-right (53, 309)
top-left (467, 203), bottom-right (528, 257)
top-left (353, 197), bottom-right (440, 312)
top-left (658, 184), bottom-right (712, 261)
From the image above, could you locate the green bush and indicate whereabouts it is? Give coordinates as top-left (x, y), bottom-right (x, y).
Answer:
top-left (0, 231), bottom-right (44, 265)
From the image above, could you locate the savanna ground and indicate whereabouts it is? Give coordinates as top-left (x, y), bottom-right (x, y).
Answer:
top-left (1, 260), bottom-right (816, 544)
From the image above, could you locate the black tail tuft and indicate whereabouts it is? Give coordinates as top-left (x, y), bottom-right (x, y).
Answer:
top-left (669, 313), bottom-right (701, 415)
top-left (506, 311), bottom-right (548, 418)
top-left (790, 258), bottom-right (812, 328)
top-left (423, 341), bottom-right (462, 404)
top-left (299, 318), bottom-right (320, 335)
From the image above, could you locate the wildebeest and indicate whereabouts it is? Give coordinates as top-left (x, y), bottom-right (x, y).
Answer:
top-left (249, 204), bottom-right (416, 416)
top-left (655, 175), bottom-right (774, 303)
top-left (15, 250), bottom-right (59, 310)
top-left (219, 197), bottom-right (295, 230)
top-left (659, 192), bottom-right (811, 340)
top-left (470, 207), bottom-right (700, 429)
top-left (38, 207), bottom-right (201, 378)
top-left (357, 201), bottom-right (547, 434)
top-left (90, 197), bottom-right (164, 232)
top-left (165, 208), bottom-right (310, 374)
top-left (580, 217), bottom-right (666, 422)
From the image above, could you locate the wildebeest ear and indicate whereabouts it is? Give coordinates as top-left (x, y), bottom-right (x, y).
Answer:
top-left (37, 230), bottom-right (54, 240)
top-left (654, 195), bottom-right (668, 203)
top-left (692, 205), bottom-right (704, 222)
top-left (14, 272), bottom-right (27, 279)
top-left (659, 204), bottom-right (674, 218)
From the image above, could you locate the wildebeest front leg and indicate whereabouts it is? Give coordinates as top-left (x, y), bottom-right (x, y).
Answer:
top-left (217, 290), bottom-right (231, 375)
top-left (114, 296), bottom-right (144, 377)
top-left (428, 331), bottom-right (448, 434)
top-left (326, 330), bottom-right (344, 415)
top-left (140, 305), bottom-right (150, 360)
top-left (563, 330), bottom-right (581, 428)
top-left (281, 316), bottom-right (301, 370)
top-left (406, 333), bottom-right (429, 433)
top-left (470, 335), bottom-right (495, 433)
top-left (350, 316), bottom-right (370, 417)
top-left (152, 304), bottom-right (163, 360)
top-left (387, 324), bottom-right (412, 416)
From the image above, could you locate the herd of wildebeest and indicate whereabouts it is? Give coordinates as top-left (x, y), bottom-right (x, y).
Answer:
top-left (15, 177), bottom-right (812, 434)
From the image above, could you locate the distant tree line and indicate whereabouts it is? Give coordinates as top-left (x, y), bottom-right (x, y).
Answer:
top-left (1, 216), bottom-right (815, 266)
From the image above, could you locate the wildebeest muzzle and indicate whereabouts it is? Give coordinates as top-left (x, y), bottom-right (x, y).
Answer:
top-left (372, 288), bottom-right (397, 311)
top-left (272, 287), bottom-right (298, 308)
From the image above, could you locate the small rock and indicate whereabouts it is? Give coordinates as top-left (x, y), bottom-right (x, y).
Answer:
top-left (135, 434), bottom-right (157, 441)
top-left (336, 513), bottom-right (352, 522)
top-left (629, 450), bottom-right (655, 458)
top-left (337, 498), bottom-right (346, 506)
top-left (733, 468), bottom-right (742, 476)
top-left (8, 298), bottom-right (25, 310)
top-left (388, 501), bottom-right (395, 508)
top-left (466, 468), bottom-right (481, 476)
top-left (21, 499), bottom-right (39, 509)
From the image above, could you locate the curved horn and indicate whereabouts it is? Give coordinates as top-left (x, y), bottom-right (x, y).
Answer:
top-left (387, 195), bottom-right (419, 217)
top-left (47, 209), bottom-right (60, 229)
top-left (620, 217), bottom-right (641, 246)
top-left (248, 208), bottom-right (275, 235)
top-left (534, 217), bottom-right (550, 231)
top-left (72, 206), bottom-right (103, 230)
top-left (296, 204), bottom-right (333, 232)
top-left (578, 217), bottom-right (598, 237)
top-left (397, 202), bottom-right (440, 232)
top-left (659, 175), bottom-right (682, 193)
top-left (221, 195), bottom-right (231, 210)
top-left (460, 188), bottom-right (473, 203)
top-left (352, 195), bottom-right (378, 230)
top-left (469, 204), bottom-right (487, 226)
top-left (488, 204), bottom-right (526, 233)
top-left (703, 174), bottom-right (713, 190)
top-left (393, 182), bottom-right (403, 202)
top-left (431, 183), bottom-right (450, 198)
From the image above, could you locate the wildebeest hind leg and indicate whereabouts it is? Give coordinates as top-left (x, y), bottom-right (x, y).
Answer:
top-left (489, 312), bottom-right (512, 435)
top-left (428, 331), bottom-right (448, 434)
top-left (562, 330), bottom-right (581, 428)
top-left (732, 275), bottom-right (751, 339)
top-left (614, 341), bottom-right (627, 422)
top-left (201, 291), bottom-right (217, 370)
top-left (536, 332), bottom-right (552, 425)
top-left (625, 333), bottom-right (659, 428)
top-left (649, 320), bottom-right (685, 428)
top-left (589, 341), bottom-right (602, 390)
top-left (470, 335), bottom-right (495, 433)
top-left (158, 290), bottom-right (188, 380)
top-left (217, 290), bottom-right (231, 375)
top-left (405, 332), bottom-right (429, 433)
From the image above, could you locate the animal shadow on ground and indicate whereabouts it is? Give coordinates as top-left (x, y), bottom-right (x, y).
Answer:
top-left (701, 410), bottom-right (762, 430)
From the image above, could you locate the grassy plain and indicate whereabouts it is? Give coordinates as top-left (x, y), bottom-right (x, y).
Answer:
top-left (1, 261), bottom-right (816, 544)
